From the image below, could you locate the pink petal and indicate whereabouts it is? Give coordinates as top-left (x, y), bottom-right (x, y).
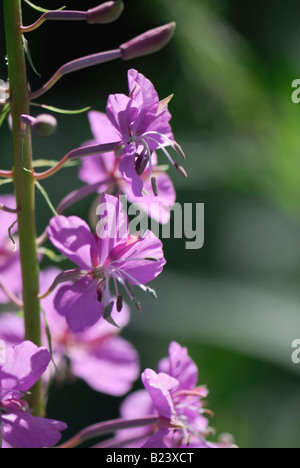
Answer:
top-left (2, 411), bottom-right (67, 448)
top-left (54, 277), bottom-right (103, 333)
top-left (47, 215), bottom-right (96, 270)
top-left (141, 369), bottom-right (178, 420)
top-left (0, 341), bottom-right (50, 397)
top-left (69, 335), bottom-right (140, 396)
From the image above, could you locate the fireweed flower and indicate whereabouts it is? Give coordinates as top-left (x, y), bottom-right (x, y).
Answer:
top-left (116, 342), bottom-right (234, 449)
top-left (86, 69), bottom-right (186, 198)
top-left (0, 268), bottom-right (140, 396)
top-left (0, 340), bottom-right (67, 448)
top-left (79, 111), bottom-right (176, 224)
top-left (0, 195), bottom-right (22, 303)
top-left (46, 194), bottom-right (166, 332)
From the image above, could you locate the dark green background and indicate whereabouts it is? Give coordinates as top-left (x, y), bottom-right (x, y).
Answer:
top-left (1, 0), bottom-right (300, 448)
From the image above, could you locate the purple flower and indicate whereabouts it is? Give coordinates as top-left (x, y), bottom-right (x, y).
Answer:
top-left (116, 342), bottom-right (235, 448)
top-left (84, 69), bottom-right (186, 198)
top-left (0, 195), bottom-right (22, 303)
top-left (0, 340), bottom-right (67, 448)
top-left (46, 194), bottom-right (166, 332)
top-left (0, 268), bottom-right (140, 396)
top-left (79, 111), bottom-right (176, 224)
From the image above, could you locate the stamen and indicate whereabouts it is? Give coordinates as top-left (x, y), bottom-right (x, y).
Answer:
top-left (135, 150), bottom-right (149, 176)
top-left (143, 132), bottom-right (188, 177)
top-left (111, 270), bottom-right (142, 311)
top-left (174, 162), bottom-right (188, 179)
top-left (117, 295), bottom-right (123, 312)
top-left (151, 177), bottom-right (159, 197)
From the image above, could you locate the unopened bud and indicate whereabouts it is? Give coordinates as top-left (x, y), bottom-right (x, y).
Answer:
top-left (86, 1), bottom-right (124, 24)
top-left (32, 114), bottom-right (57, 137)
top-left (120, 22), bottom-right (176, 61)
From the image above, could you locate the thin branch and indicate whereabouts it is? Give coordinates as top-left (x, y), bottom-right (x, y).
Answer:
top-left (0, 275), bottom-right (23, 309)
top-left (0, 203), bottom-right (20, 214)
top-left (33, 142), bottom-right (120, 180)
top-left (0, 170), bottom-right (14, 178)
top-left (21, 11), bottom-right (86, 33)
top-left (30, 49), bottom-right (121, 101)
top-left (57, 416), bottom-right (158, 449)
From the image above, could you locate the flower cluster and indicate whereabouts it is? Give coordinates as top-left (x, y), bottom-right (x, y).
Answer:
top-left (0, 0), bottom-right (235, 449)
top-left (115, 342), bottom-right (236, 449)
top-left (0, 340), bottom-right (66, 448)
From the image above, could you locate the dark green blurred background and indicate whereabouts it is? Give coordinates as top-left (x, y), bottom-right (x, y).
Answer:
top-left (2, 0), bottom-right (300, 448)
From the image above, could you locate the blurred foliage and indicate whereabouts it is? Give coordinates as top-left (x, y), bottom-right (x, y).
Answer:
top-left (1, 0), bottom-right (300, 448)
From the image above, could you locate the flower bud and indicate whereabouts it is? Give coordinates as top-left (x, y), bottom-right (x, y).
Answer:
top-left (120, 22), bottom-right (176, 61)
top-left (86, 1), bottom-right (124, 24)
top-left (32, 114), bottom-right (57, 137)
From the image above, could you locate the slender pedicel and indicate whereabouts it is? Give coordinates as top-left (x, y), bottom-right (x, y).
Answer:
top-left (30, 49), bottom-right (122, 101)
top-left (0, 276), bottom-right (23, 309)
top-left (30, 23), bottom-right (176, 100)
top-left (33, 142), bottom-right (120, 180)
top-left (0, 202), bottom-right (19, 214)
top-left (0, 170), bottom-right (13, 178)
top-left (21, 2), bottom-right (124, 32)
top-left (57, 416), bottom-right (159, 449)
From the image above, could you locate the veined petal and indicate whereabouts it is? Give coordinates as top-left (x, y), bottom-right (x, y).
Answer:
top-left (119, 153), bottom-right (144, 197)
top-left (158, 342), bottom-right (199, 391)
top-left (0, 312), bottom-right (24, 347)
top-left (79, 152), bottom-right (115, 186)
top-left (127, 69), bottom-right (159, 134)
top-left (53, 277), bottom-right (103, 333)
top-left (142, 429), bottom-right (169, 448)
top-left (141, 369), bottom-right (178, 420)
top-left (47, 215), bottom-right (96, 270)
top-left (110, 230), bottom-right (166, 285)
top-left (1, 411), bottom-right (67, 448)
top-left (69, 335), bottom-right (140, 396)
top-left (95, 194), bottom-right (129, 266)
top-left (0, 341), bottom-right (50, 397)
top-left (125, 172), bottom-right (176, 224)
top-left (106, 93), bottom-right (139, 138)
top-left (88, 110), bottom-right (121, 144)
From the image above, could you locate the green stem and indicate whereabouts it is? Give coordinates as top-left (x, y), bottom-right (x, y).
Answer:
top-left (3, 0), bottom-right (43, 416)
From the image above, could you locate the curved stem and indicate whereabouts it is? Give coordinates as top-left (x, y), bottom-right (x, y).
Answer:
top-left (3, 0), bottom-right (43, 416)
top-left (21, 11), bottom-right (86, 33)
top-left (0, 203), bottom-right (19, 214)
top-left (0, 170), bottom-right (14, 178)
top-left (0, 276), bottom-right (24, 308)
top-left (30, 49), bottom-right (121, 101)
top-left (58, 416), bottom-right (158, 449)
top-left (33, 142), bottom-right (120, 180)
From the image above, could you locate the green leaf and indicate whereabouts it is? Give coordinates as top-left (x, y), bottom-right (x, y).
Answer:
top-left (31, 102), bottom-right (91, 115)
top-left (33, 159), bottom-right (80, 168)
top-left (0, 178), bottom-right (13, 187)
top-left (23, 0), bottom-right (66, 14)
top-left (40, 306), bottom-right (57, 371)
top-left (35, 180), bottom-right (58, 216)
top-left (22, 36), bottom-right (41, 78)
top-left (0, 104), bottom-right (10, 128)
top-left (8, 220), bottom-right (18, 253)
top-left (38, 246), bottom-right (65, 263)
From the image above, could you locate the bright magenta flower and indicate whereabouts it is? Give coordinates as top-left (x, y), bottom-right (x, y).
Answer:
top-left (47, 194), bottom-right (166, 332)
top-left (0, 341), bottom-right (67, 448)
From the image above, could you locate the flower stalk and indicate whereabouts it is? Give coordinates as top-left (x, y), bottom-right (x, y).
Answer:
top-left (58, 416), bottom-right (158, 449)
top-left (3, 0), bottom-right (43, 416)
